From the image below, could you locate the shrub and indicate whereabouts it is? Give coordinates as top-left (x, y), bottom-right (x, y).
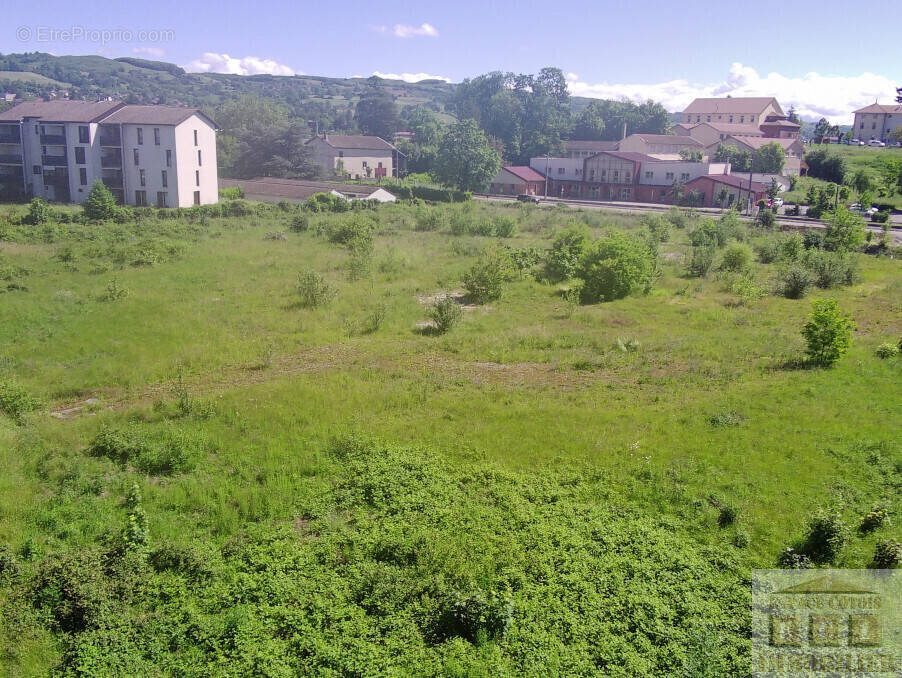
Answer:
top-left (802, 510), bottom-right (849, 563)
top-left (640, 213), bottom-right (671, 242)
top-left (289, 213), bottom-right (309, 232)
top-left (296, 271), bottom-right (337, 308)
top-left (802, 230), bottom-right (824, 250)
top-left (327, 213), bottom-right (374, 245)
top-left (777, 264), bottom-right (813, 299)
top-left (434, 590), bottom-right (514, 644)
top-left (729, 276), bottom-right (768, 304)
top-left (0, 380), bottom-right (42, 422)
top-left (430, 296), bottom-right (463, 334)
top-left (732, 530), bottom-right (750, 549)
top-left (218, 186), bottom-right (244, 200)
top-left (785, 204), bottom-right (801, 216)
top-left (577, 232), bottom-right (656, 303)
top-left (777, 547), bottom-right (812, 569)
top-left (860, 503), bottom-right (890, 533)
top-left (492, 215), bottom-right (517, 238)
top-left (872, 539), bottom-right (902, 568)
top-left (719, 243), bottom-right (752, 273)
top-left (25, 198), bottom-right (52, 226)
top-left (875, 342), bottom-right (899, 359)
top-left (665, 207), bottom-right (689, 230)
top-left (756, 209), bottom-right (776, 230)
top-left (755, 237), bottom-right (782, 264)
top-left (780, 233), bottom-right (804, 262)
top-left (823, 208), bottom-right (866, 253)
top-left (871, 210), bottom-right (889, 224)
top-left (87, 424), bottom-right (202, 475)
top-left (717, 504), bottom-right (738, 527)
top-left (463, 247), bottom-right (515, 304)
top-left (100, 278), bottom-right (129, 301)
top-left (687, 245), bottom-right (715, 278)
top-left (83, 181), bottom-right (118, 221)
top-left (802, 299), bottom-right (855, 366)
top-left (347, 236), bottom-right (374, 281)
top-left (543, 224), bottom-right (591, 282)
top-left (414, 208), bottom-right (445, 232)
top-left (264, 231), bottom-right (287, 241)
top-left (803, 250), bottom-right (858, 289)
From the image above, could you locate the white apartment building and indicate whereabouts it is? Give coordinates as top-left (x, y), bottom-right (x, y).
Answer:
top-left (0, 100), bottom-right (218, 207)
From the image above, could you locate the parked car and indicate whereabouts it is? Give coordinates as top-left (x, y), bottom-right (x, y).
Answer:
top-left (772, 197), bottom-right (784, 207)
top-left (868, 139), bottom-right (886, 147)
top-left (850, 203), bottom-right (879, 216)
top-left (850, 139), bottom-right (865, 146)
top-left (516, 194), bottom-right (541, 203)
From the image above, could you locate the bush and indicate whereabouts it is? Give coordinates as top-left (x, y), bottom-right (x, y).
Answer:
top-left (860, 504), bottom-right (890, 533)
top-left (803, 250), bottom-right (858, 289)
top-left (802, 230), bottom-right (824, 250)
top-left (289, 213), bottom-right (309, 232)
top-left (640, 213), bottom-right (672, 242)
top-left (687, 245), bottom-right (715, 278)
top-left (780, 233), bottom-right (804, 262)
top-left (802, 299), bottom-right (855, 366)
top-left (577, 232), bottom-right (656, 303)
top-left (83, 181), bottom-right (118, 221)
top-left (777, 264), bottom-right (813, 299)
top-left (463, 247), bottom-right (515, 304)
top-left (218, 186), bottom-right (244, 200)
top-left (755, 237), bottom-right (782, 264)
top-left (433, 590), bottom-right (514, 644)
top-left (25, 198), bottom-right (52, 226)
top-left (719, 243), bottom-right (752, 273)
top-left (875, 342), bottom-right (899, 359)
top-left (492, 215), bottom-right (517, 238)
top-left (785, 204), bottom-right (800, 216)
top-left (777, 547), bottom-right (811, 569)
top-left (756, 209), bottom-right (776, 230)
top-left (327, 213), bottom-right (375, 245)
top-left (543, 224), bottom-right (591, 282)
top-left (872, 539), bottom-right (902, 568)
top-left (665, 207), bottom-right (689, 230)
top-left (87, 424), bottom-right (202, 475)
top-left (802, 510), bottom-right (849, 564)
top-left (871, 210), bottom-right (889, 224)
top-left (823, 208), bottom-right (866, 253)
top-left (0, 380), bottom-right (42, 422)
top-left (296, 271), bottom-right (337, 308)
top-left (732, 530), bottom-right (750, 549)
top-left (729, 276), bottom-right (768, 304)
top-left (430, 296), bottom-right (463, 334)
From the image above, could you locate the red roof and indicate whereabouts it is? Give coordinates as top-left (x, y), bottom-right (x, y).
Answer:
top-left (504, 166), bottom-right (545, 182)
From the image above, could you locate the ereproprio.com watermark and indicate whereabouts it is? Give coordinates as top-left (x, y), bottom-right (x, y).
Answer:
top-left (16, 26), bottom-right (175, 45)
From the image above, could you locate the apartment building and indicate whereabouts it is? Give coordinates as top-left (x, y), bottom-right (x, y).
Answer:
top-left (617, 133), bottom-right (704, 158)
top-left (852, 103), bottom-right (902, 143)
top-left (0, 100), bottom-right (218, 207)
top-left (681, 97), bottom-right (784, 127)
top-left (306, 134), bottom-right (406, 180)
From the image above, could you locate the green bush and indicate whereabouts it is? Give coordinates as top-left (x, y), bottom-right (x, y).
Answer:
top-left (873, 539), bottom-right (901, 568)
top-left (87, 424), bottom-right (202, 475)
top-left (860, 504), bottom-right (890, 533)
top-left (492, 215), bottom-right (517, 238)
top-left (433, 590), bottom-right (514, 644)
top-left (777, 547), bottom-right (811, 569)
top-left (780, 233), bottom-right (804, 262)
top-left (777, 265), bottom-right (813, 299)
top-left (296, 271), bottom-right (337, 308)
top-left (875, 342), bottom-right (899, 359)
top-left (665, 207), bottom-right (689, 230)
top-left (430, 296), bottom-right (463, 334)
top-left (640, 213), bottom-right (672, 242)
top-left (802, 299), bottom-right (855, 366)
top-left (802, 250), bottom-right (858, 289)
top-left (0, 380), bottom-right (42, 422)
top-left (83, 181), bottom-right (118, 222)
top-left (327, 213), bottom-right (375, 245)
top-left (25, 198), bottom-right (52, 226)
top-left (577, 232), bottom-right (656, 303)
top-left (871, 210), bottom-right (889, 224)
top-left (719, 243), bottom-right (752, 273)
top-left (218, 186), bottom-right (244, 199)
top-left (756, 209), bottom-right (776, 230)
top-left (687, 245), bottom-right (715, 278)
top-left (543, 224), bottom-right (591, 282)
top-left (802, 510), bottom-right (849, 564)
top-left (289, 213), bottom-right (309, 232)
top-left (463, 247), bottom-right (515, 304)
top-left (755, 237), bottom-right (782, 264)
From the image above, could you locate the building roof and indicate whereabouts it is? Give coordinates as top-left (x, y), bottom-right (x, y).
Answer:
top-left (0, 99), bottom-right (124, 123)
top-left (689, 122), bottom-right (763, 136)
top-left (588, 151), bottom-right (659, 164)
top-left (629, 134), bottom-right (703, 146)
top-left (760, 119), bottom-right (801, 128)
top-left (683, 97), bottom-right (782, 116)
top-left (503, 166), bottom-right (546, 182)
top-left (726, 135), bottom-right (799, 150)
top-left (219, 177), bottom-right (391, 201)
top-left (312, 134), bottom-right (398, 151)
top-left (564, 139), bottom-right (620, 152)
top-left (853, 103), bottom-right (902, 115)
top-left (100, 105), bottom-right (214, 127)
top-left (687, 173), bottom-right (766, 192)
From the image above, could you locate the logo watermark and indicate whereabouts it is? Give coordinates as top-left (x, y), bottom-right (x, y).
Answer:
top-left (753, 569), bottom-right (901, 677)
top-left (16, 26), bottom-right (174, 45)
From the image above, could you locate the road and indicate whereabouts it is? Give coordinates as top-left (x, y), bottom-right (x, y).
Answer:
top-left (474, 194), bottom-right (902, 245)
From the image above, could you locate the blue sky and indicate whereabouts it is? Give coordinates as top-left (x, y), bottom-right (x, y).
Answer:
top-left (4, 0), bottom-right (901, 122)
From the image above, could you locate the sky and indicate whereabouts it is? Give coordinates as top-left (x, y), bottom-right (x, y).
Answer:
top-left (4, 0), bottom-right (901, 124)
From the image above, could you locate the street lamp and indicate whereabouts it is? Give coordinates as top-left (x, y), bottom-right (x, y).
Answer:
top-left (544, 154), bottom-right (550, 198)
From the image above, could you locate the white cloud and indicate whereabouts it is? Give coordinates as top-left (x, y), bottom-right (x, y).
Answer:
top-left (392, 23), bottom-right (438, 38)
top-left (567, 62), bottom-right (898, 124)
top-left (132, 46), bottom-right (166, 58)
top-left (371, 71), bottom-right (451, 83)
top-left (184, 52), bottom-right (298, 76)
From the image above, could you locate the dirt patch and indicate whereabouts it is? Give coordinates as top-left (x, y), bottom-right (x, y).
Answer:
top-left (416, 290), bottom-right (484, 312)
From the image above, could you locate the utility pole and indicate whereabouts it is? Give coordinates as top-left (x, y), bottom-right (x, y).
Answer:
top-left (544, 154), bottom-right (549, 198)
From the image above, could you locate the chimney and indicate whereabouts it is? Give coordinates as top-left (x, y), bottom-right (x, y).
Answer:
top-left (621, 122), bottom-right (627, 140)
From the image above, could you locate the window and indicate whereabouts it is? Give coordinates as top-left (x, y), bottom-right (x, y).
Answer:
top-left (166, 149), bottom-right (172, 167)
top-left (193, 190), bottom-right (201, 205)
top-left (680, 173), bottom-right (690, 181)
top-left (362, 161), bottom-right (368, 168)
top-left (33, 165), bottom-right (41, 175)
top-left (750, 116), bottom-right (755, 123)
top-left (872, 123), bottom-right (876, 130)
top-left (35, 125), bottom-right (39, 135)
top-left (740, 116), bottom-right (745, 123)
top-left (660, 189), bottom-right (666, 197)
top-left (153, 128), bottom-right (160, 145)
top-left (729, 116), bottom-right (734, 123)
top-left (696, 115), bottom-right (700, 123)
top-left (195, 170), bottom-right (200, 186)
top-left (139, 169), bottom-right (146, 187)
top-left (75, 147), bottom-right (86, 164)
top-left (558, 167), bottom-right (565, 175)
top-left (377, 162), bottom-right (383, 168)
top-left (79, 167), bottom-right (87, 185)
top-left (78, 126), bottom-right (89, 143)
top-left (135, 190), bottom-right (147, 206)
top-left (338, 151), bottom-right (344, 158)
top-left (133, 149), bottom-right (140, 165)
top-left (161, 170), bottom-right (168, 188)
top-left (137, 128), bottom-right (143, 145)
top-left (644, 171), bottom-right (653, 179)
top-left (156, 191), bottom-right (168, 208)
top-left (193, 130), bottom-right (198, 146)
top-left (197, 150), bottom-right (202, 166)
top-left (860, 122), bottom-right (864, 129)
top-left (706, 115), bottom-right (711, 122)
top-left (666, 172), bottom-right (674, 180)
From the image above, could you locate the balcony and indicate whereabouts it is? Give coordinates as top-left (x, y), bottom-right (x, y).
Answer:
top-left (0, 154), bottom-right (23, 165)
top-left (42, 154), bottom-right (68, 166)
top-left (40, 133), bottom-right (66, 145)
top-left (0, 134), bottom-right (21, 144)
top-left (101, 152), bottom-right (122, 169)
top-left (98, 127), bottom-right (121, 146)
top-left (102, 170), bottom-right (123, 189)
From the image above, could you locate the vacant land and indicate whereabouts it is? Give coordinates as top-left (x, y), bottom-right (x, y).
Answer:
top-left (0, 200), bottom-right (899, 676)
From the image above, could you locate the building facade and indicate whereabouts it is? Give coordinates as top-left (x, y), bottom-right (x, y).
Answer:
top-left (488, 166), bottom-right (545, 195)
top-left (681, 97), bottom-right (784, 127)
top-left (852, 104), bottom-right (902, 143)
top-left (0, 100), bottom-right (218, 206)
top-left (306, 134), bottom-right (406, 180)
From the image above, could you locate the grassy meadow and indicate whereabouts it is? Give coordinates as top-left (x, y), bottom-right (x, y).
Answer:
top-left (0, 198), bottom-right (900, 676)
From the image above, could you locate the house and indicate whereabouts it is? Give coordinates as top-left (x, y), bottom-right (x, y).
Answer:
top-left (528, 156), bottom-right (584, 198)
top-left (682, 174), bottom-right (766, 208)
top-left (488, 166), bottom-right (545, 196)
top-left (852, 103), bottom-right (902, 143)
top-left (219, 177), bottom-right (397, 203)
top-left (681, 97), bottom-right (784, 127)
top-left (617, 133), bottom-right (703, 158)
top-left (633, 160), bottom-right (731, 203)
top-left (582, 151), bottom-right (652, 201)
top-left (563, 139), bottom-right (619, 159)
top-left (712, 136), bottom-right (805, 175)
top-left (676, 122), bottom-right (763, 148)
top-left (305, 134), bottom-right (406, 180)
top-left (0, 99), bottom-right (218, 206)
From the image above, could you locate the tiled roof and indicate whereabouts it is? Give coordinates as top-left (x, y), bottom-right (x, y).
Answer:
top-left (0, 99), bottom-right (124, 123)
top-left (504, 166), bottom-right (546, 182)
top-left (760, 119), bottom-right (801, 128)
top-left (631, 134), bottom-right (702, 146)
top-left (564, 139), bottom-right (619, 152)
top-left (687, 174), bottom-right (766, 191)
top-left (101, 105), bottom-right (213, 126)
top-left (220, 177), bottom-right (388, 201)
top-left (853, 103), bottom-right (902, 114)
top-left (314, 134), bottom-right (397, 151)
top-left (692, 122), bottom-right (763, 135)
top-left (727, 136), bottom-right (799, 150)
top-left (589, 151), bottom-right (659, 164)
top-left (683, 97), bottom-right (782, 116)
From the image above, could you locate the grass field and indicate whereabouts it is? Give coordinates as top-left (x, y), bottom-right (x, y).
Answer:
top-left (0, 199), bottom-right (900, 676)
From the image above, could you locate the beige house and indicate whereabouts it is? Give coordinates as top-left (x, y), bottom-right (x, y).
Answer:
top-left (305, 134), bottom-right (405, 180)
top-left (852, 103), bottom-right (902, 142)
top-left (618, 133), bottom-right (703, 158)
top-left (675, 122), bottom-right (763, 148)
top-left (681, 97), bottom-right (784, 127)
top-left (0, 99), bottom-right (218, 206)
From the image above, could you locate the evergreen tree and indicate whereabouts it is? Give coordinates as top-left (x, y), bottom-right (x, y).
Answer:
top-left (83, 181), bottom-right (117, 221)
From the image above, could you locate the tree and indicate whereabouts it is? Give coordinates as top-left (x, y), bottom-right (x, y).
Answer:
top-left (876, 157), bottom-right (902, 196)
top-left (573, 102), bottom-right (606, 140)
top-left (804, 148), bottom-right (846, 184)
top-left (850, 169), bottom-right (871, 193)
top-left (679, 148), bottom-right (704, 162)
top-left (812, 118), bottom-right (839, 144)
top-left (802, 299), bottom-right (855, 367)
top-left (577, 232), bottom-right (656, 303)
top-left (889, 127), bottom-right (902, 144)
top-left (766, 178), bottom-right (780, 201)
top-left (713, 143), bottom-right (751, 172)
top-left (716, 187), bottom-right (729, 210)
top-left (402, 106), bottom-right (444, 146)
top-left (753, 142), bottom-right (786, 174)
top-left (787, 106), bottom-right (801, 125)
top-left (432, 119), bottom-right (501, 192)
top-left (355, 86), bottom-right (400, 141)
top-left (83, 181), bottom-right (117, 220)
top-left (823, 208), bottom-right (866, 252)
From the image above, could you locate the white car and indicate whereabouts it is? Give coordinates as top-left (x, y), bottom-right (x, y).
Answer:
top-left (772, 198), bottom-right (784, 207)
top-left (868, 139), bottom-right (886, 147)
top-left (849, 203), bottom-right (878, 216)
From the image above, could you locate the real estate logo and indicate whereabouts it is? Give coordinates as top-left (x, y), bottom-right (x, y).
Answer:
top-left (752, 570), bottom-right (902, 677)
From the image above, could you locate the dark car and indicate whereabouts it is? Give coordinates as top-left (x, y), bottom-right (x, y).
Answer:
top-left (517, 194), bottom-right (541, 203)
